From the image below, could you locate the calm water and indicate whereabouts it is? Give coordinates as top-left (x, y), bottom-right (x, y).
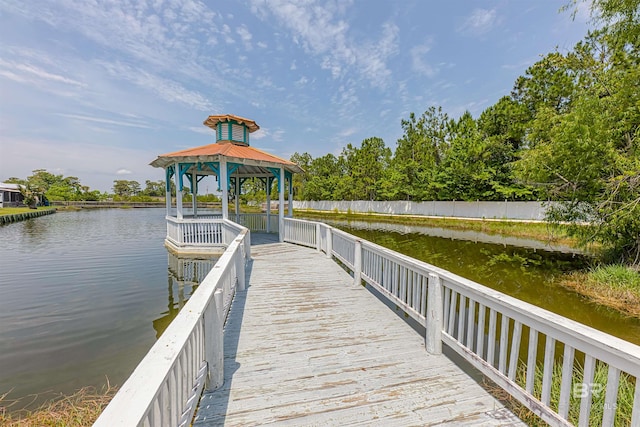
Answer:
top-left (314, 218), bottom-right (640, 345)
top-left (0, 209), bottom-right (214, 410)
top-left (2, 210), bottom-right (639, 411)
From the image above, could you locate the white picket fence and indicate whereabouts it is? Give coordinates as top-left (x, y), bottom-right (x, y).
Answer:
top-left (93, 220), bottom-right (249, 427)
top-left (282, 217), bottom-right (640, 427)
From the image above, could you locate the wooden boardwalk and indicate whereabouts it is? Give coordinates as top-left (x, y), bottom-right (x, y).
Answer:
top-left (193, 235), bottom-right (525, 426)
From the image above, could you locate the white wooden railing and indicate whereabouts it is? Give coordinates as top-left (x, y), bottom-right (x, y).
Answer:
top-left (167, 214), bottom-right (277, 248)
top-left (283, 218), bottom-right (640, 427)
top-left (94, 221), bottom-right (249, 427)
top-left (235, 213), bottom-right (279, 233)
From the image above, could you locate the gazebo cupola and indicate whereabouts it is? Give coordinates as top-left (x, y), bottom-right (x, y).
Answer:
top-left (204, 114), bottom-right (260, 146)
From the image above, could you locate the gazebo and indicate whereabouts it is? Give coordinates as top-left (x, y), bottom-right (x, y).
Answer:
top-left (150, 114), bottom-right (302, 251)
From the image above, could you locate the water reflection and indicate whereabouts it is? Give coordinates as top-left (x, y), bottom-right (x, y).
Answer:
top-left (152, 251), bottom-right (218, 338)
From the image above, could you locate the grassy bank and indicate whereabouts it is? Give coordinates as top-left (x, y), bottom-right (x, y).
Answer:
top-left (0, 385), bottom-right (116, 426)
top-left (0, 206), bottom-right (52, 215)
top-left (295, 209), bottom-right (582, 248)
top-left (561, 265), bottom-right (640, 317)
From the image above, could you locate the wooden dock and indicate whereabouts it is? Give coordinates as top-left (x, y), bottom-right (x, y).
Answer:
top-left (193, 235), bottom-right (525, 426)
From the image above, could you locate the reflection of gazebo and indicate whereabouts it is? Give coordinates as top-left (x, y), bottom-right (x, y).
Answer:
top-left (150, 115), bottom-right (302, 252)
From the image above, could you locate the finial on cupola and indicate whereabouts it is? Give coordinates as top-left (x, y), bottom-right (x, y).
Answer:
top-left (203, 114), bottom-right (260, 146)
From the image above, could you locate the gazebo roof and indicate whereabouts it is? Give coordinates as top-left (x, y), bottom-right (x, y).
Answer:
top-left (150, 141), bottom-right (303, 174)
top-left (203, 114), bottom-right (260, 133)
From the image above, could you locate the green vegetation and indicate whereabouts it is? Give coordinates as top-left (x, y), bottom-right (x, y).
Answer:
top-left (4, 170), bottom-right (177, 204)
top-left (291, 0), bottom-right (640, 265)
top-left (0, 207), bottom-right (53, 215)
top-left (0, 385), bottom-right (116, 427)
top-left (561, 265), bottom-right (640, 317)
top-left (491, 360), bottom-right (636, 426)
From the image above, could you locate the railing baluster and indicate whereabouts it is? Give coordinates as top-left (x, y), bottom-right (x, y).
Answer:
top-left (542, 336), bottom-right (556, 406)
top-left (457, 295), bottom-right (466, 343)
top-left (466, 299), bottom-right (475, 350)
top-left (507, 320), bottom-right (522, 381)
top-left (447, 290), bottom-right (458, 336)
top-left (602, 366), bottom-right (620, 426)
top-left (443, 286), bottom-right (451, 332)
top-left (558, 344), bottom-right (575, 419)
top-left (526, 328), bottom-right (538, 394)
top-left (498, 315), bottom-right (509, 374)
top-left (578, 354), bottom-right (596, 427)
top-left (630, 376), bottom-right (640, 427)
top-left (476, 303), bottom-right (486, 359)
top-left (487, 309), bottom-right (497, 367)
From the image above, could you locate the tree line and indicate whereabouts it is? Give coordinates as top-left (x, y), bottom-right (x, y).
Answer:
top-left (291, 0), bottom-right (639, 264)
top-left (4, 170), bottom-right (170, 202)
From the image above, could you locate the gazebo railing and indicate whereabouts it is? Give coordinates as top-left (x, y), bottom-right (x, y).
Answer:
top-left (167, 215), bottom-right (278, 248)
top-left (234, 213), bottom-right (279, 233)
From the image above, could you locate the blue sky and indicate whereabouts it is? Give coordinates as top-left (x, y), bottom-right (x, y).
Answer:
top-left (0, 1), bottom-right (592, 192)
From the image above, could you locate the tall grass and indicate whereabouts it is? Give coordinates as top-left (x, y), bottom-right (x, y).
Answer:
top-left (0, 384), bottom-right (116, 427)
top-left (491, 360), bottom-right (636, 426)
top-left (561, 265), bottom-right (640, 317)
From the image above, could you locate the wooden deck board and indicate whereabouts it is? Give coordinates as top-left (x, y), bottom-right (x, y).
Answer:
top-left (193, 238), bottom-right (524, 426)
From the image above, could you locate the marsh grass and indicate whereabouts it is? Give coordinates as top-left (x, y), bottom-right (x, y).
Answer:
top-left (0, 384), bottom-right (116, 427)
top-left (561, 265), bottom-right (640, 317)
top-left (489, 360), bottom-right (636, 426)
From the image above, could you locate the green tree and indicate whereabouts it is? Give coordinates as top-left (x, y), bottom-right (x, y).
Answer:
top-left (303, 154), bottom-right (343, 200)
top-left (388, 107), bottom-right (449, 200)
top-left (143, 180), bottom-right (165, 197)
top-left (113, 180), bottom-right (141, 198)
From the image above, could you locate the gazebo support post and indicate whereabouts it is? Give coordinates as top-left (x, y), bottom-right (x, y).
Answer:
top-left (220, 158), bottom-right (228, 220)
top-left (266, 177), bottom-right (271, 233)
top-left (279, 166), bottom-right (285, 242)
top-left (191, 173), bottom-right (198, 218)
top-left (175, 162), bottom-right (183, 220)
top-left (234, 177), bottom-right (240, 223)
top-left (165, 172), bottom-right (171, 218)
top-left (288, 176), bottom-right (293, 218)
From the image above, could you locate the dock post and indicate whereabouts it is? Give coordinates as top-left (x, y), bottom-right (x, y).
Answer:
top-left (426, 273), bottom-right (443, 354)
top-left (353, 240), bottom-right (362, 286)
top-left (204, 289), bottom-right (224, 390)
top-left (237, 249), bottom-right (246, 291)
top-left (316, 223), bottom-right (321, 252)
top-left (325, 227), bottom-right (333, 258)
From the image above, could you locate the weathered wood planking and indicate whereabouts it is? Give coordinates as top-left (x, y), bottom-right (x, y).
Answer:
top-left (193, 238), bottom-right (524, 426)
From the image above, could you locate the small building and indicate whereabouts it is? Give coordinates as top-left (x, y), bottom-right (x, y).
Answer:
top-left (0, 182), bottom-right (24, 208)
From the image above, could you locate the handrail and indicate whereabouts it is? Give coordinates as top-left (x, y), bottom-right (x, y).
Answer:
top-left (283, 217), bottom-right (640, 427)
top-left (94, 222), bottom-right (249, 427)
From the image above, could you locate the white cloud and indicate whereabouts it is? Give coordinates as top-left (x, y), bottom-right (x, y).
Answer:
top-left (188, 126), bottom-right (214, 135)
top-left (459, 9), bottom-right (498, 35)
top-left (411, 40), bottom-right (437, 78)
top-left (249, 0), bottom-right (397, 87)
top-left (57, 113), bottom-right (152, 129)
top-left (236, 25), bottom-right (253, 50)
top-left (0, 59), bottom-right (86, 87)
top-left (98, 61), bottom-right (215, 111)
top-left (116, 169), bottom-right (133, 175)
